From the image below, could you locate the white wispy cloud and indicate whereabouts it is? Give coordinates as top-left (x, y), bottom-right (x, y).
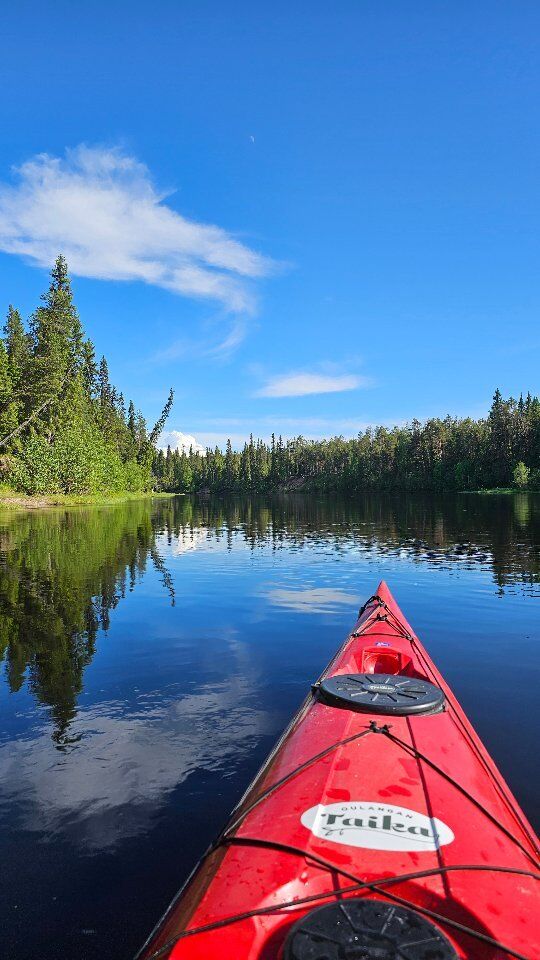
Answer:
top-left (205, 318), bottom-right (248, 358)
top-left (255, 371), bottom-right (370, 398)
top-left (0, 144), bottom-right (274, 314)
top-left (152, 317), bottom-right (247, 363)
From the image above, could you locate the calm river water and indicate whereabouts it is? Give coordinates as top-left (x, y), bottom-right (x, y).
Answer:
top-left (0, 492), bottom-right (538, 959)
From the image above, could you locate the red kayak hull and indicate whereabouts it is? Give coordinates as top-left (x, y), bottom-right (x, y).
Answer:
top-left (138, 582), bottom-right (539, 960)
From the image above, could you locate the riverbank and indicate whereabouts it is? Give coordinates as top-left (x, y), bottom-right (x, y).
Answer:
top-left (468, 488), bottom-right (521, 495)
top-left (193, 483), bottom-right (535, 497)
top-left (0, 487), bottom-right (178, 509)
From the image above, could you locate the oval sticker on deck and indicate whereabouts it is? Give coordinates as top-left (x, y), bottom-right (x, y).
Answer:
top-left (301, 801), bottom-right (454, 852)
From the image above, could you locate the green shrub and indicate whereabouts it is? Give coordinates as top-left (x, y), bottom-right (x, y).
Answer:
top-left (8, 425), bottom-right (152, 496)
top-left (512, 461), bottom-right (530, 489)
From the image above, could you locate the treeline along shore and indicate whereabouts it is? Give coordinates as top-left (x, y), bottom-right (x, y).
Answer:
top-left (1, 256), bottom-right (539, 499)
top-left (0, 257), bottom-right (173, 497)
top-left (155, 392), bottom-right (540, 495)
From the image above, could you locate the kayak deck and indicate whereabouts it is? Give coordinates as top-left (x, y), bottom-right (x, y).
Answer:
top-left (138, 581), bottom-right (539, 960)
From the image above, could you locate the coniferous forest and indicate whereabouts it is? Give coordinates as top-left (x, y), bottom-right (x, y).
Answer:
top-left (2, 256), bottom-right (539, 498)
top-left (0, 257), bottom-right (173, 496)
top-left (155, 393), bottom-right (540, 495)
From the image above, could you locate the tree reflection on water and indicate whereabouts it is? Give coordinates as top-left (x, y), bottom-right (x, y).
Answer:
top-left (0, 492), bottom-right (538, 747)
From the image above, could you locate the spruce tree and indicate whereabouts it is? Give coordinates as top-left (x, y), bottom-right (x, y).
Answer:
top-left (4, 306), bottom-right (31, 406)
top-left (127, 400), bottom-right (136, 436)
top-left (0, 255), bottom-right (174, 493)
top-left (0, 341), bottom-right (18, 439)
top-left (98, 357), bottom-right (111, 408)
top-left (29, 256), bottom-right (85, 401)
top-left (148, 388), bottom-right (174, 445)
top-left (225, 438), bottom-right (235, 488)
top-left (81, 339), bottom-right (98, 399)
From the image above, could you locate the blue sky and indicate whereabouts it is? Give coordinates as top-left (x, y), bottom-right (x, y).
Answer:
top-left (0, 1), bottom-right (539, 449)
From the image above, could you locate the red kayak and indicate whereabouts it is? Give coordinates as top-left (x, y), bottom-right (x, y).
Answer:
top-left (137, 582), bottom-right (539, 960)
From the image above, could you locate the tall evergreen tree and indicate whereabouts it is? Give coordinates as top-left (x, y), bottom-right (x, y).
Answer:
top-left (127, 400), bottom-right (137, 438)
top-left (4, 306), bottom-right (31, 406)
top-left (225, 438), bottom-right (235, 487)
top-left (0, 341), bottom-right (18, 439)
top-left (98, 356), bottom-right (111, 408)
top-left (0, 257), bottom-right (174, 493)
top-left (148, 388), bottom-right (174, 446)
top-left (29, 255), bottom-right (85, 401)
top-left (81, 338), bottom-right (98, 399)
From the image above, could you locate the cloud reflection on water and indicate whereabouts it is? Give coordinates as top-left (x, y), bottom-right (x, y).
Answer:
top-left (0, 673), bottom-right (275, 853)
top-left (264, 585), bottom-right (358, 613)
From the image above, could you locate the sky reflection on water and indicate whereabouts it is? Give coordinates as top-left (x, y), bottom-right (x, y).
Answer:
top-left (0, 492), bottom-right (538, 960)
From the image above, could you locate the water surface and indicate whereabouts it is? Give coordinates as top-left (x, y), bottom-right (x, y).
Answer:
top-left (0, 492), bottom-right (538, 959)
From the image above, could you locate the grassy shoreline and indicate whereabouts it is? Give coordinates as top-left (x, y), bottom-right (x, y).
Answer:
top-left (0, 488), bottom-right (178, 509)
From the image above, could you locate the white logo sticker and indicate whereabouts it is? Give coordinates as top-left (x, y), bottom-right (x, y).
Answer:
top-left (301, 801), bottom-right (454, 852)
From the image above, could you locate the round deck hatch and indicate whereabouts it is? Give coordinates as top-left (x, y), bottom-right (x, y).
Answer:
top-left (318, 672), bottom-right (444, 716)
top-left (284, 897), bottom-right (457, 959)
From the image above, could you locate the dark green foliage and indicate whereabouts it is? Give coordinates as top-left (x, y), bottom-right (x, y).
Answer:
top-left (0, 500), bottom-right (175, 744)
top-left (1, 257), bottom-right (173, 495)
top-left (4, 305), bottom-right (31, 408)
top-left (154, 389), bottom-right (540, 495)
top-left (29, 254), bottom-right (85, 399)
top-left (0, 340), bottom-right (18, 440)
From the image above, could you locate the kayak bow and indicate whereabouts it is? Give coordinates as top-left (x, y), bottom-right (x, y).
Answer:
top-left (137, 581), bottom-right (539, 960)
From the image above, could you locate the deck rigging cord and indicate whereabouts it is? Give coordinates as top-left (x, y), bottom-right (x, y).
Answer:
top-left (221, 727), bottom-right (373, 841)
top-left (378, 724), bottom-right (539, 866)
top-left (356, 595), bottom-right (539, 852)
top-left (147, 840), bottom-right (538, 960)
top-left (145, 594), bottom-right (539, 960)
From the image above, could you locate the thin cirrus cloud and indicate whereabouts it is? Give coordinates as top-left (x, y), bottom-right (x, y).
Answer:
top-left (255, 371), bottom-right (370, 398)
top-left (151, 317), bottom-right (248, 363)
top-left (0, 144), bottom-right (275, 315)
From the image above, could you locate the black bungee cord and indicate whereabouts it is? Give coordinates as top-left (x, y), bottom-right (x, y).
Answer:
top-left (357, 595), bottom-right (539, 854)
top-left (147, 840), bottom-right (538, 960)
